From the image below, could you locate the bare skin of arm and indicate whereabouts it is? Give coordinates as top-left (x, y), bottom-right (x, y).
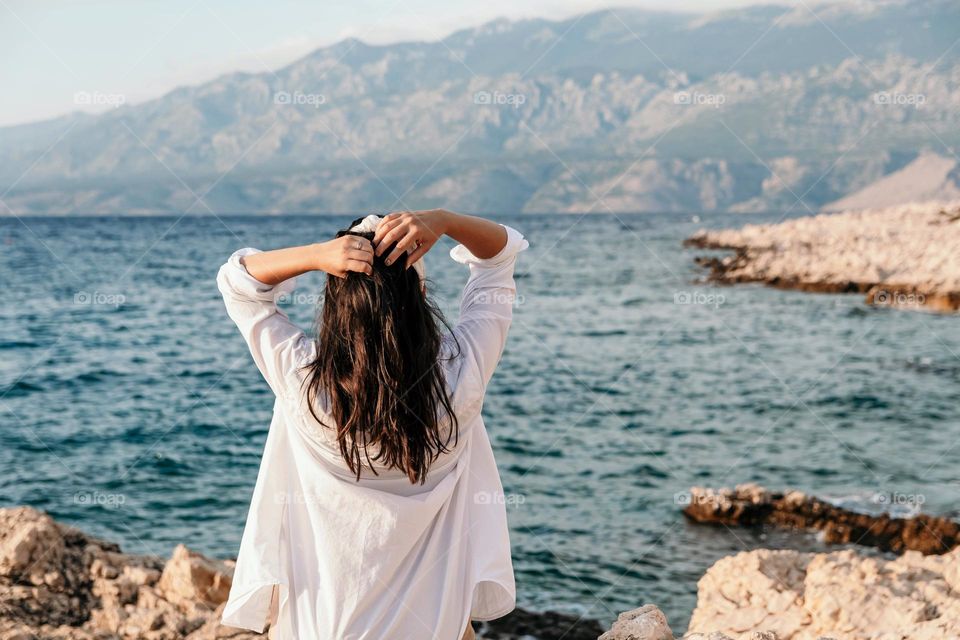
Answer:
top-left (373, 209), bottom-right (508, 267)
top-left (241, 209), bottom-right (506, 285)
top-left (241, 235), bottom-right (374, 286)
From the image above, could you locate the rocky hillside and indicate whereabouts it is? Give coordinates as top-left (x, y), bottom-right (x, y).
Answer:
top-left (2, 1), bottom-right (960, 214)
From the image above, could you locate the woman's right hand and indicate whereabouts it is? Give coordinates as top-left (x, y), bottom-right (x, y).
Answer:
top-left (373, 209), bottom-right (450, 268)
top-left (316, 235), bottom-right (375, 278)
top-left (372, 208), bottom-right (507, 267)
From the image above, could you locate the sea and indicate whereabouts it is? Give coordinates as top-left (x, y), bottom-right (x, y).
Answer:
top-left (2, 213), bottom-right (958, 629)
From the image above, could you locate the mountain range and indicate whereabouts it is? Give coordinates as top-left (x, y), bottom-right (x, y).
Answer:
top-left (3, 0), bottom-right (960, 215)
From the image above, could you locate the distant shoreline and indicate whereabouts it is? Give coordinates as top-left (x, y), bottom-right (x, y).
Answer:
top-left (686, 200), bottom-right (960, 312)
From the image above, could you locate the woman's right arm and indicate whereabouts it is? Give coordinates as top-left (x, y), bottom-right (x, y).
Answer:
top-left (372, 209), bottom-right (507, 266)
top-left (447, 220), bottom-right (528, 386)
top-left (441, 211), bottom-right (508, 260)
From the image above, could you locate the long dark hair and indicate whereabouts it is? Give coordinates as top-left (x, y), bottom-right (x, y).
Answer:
top-left (303, 218), bottom-right (459, 484)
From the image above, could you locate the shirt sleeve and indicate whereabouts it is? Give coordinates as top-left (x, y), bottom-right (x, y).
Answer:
top-left (449, 225), bottom-right (528, 388)
top-left (216, 248), bottom-right (313, 400)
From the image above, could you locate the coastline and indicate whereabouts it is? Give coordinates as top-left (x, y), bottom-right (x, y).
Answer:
top-left (6, 490), bottom-right (960, 639)
top-left (685, 201), bottom-right (960, 312)
top-left (605, 484), bottom-right (960, 640)
top-left (0, 506), bottom-right (601, 640)
top-left (682, 483), bottom-right (959, 555)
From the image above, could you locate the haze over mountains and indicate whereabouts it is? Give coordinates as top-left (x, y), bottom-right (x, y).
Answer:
top-left (3, 0), bottom-right (959, 215)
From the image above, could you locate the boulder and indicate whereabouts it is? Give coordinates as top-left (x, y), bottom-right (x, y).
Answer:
top-left (158, 545), bottom-right (234, 611)
top-left (599, 604), bottom-right (674, 640)
top-left (687, 547), bottom-right (960, 639)
top-left (0, 506), bottom-right (66, 583)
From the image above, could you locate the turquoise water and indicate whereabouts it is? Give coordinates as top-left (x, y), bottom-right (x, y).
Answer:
top-left (2, 213), bottom-right (958, 628)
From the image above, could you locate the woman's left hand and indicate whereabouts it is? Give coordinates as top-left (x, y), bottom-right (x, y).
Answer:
top-left (373, 209), bottom-right (449, 268)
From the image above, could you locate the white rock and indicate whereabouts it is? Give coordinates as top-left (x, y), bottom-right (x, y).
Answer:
top-left (688, 547), bottom-right (960, 639)
top-left (600, 604), bottom-right (675, 640)
top-left (689, 200), bottom-right (960, 311)
top-left (157, 544), bottom-right (234, 611)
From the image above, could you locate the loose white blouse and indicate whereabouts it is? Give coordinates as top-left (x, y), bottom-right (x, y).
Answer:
top-left (217, 225), bottom-right (528, 640)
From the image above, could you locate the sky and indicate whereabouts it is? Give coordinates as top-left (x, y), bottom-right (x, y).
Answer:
top-left (1, 0), bottom-right (784, 128)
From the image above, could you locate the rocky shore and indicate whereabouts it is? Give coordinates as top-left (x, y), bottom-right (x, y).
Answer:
top-left (602, 542), bottom-right (960, 639)
top-left (685, 200), bottom-right (960, 311)
top-left (0, 506), bottom-right (247, 640)
top-left (0, 506), bottom-right (601, 640)
top-left (685, 546), bottom-right (960, 640)
top-left (683, 483), bottom-right (960, 555)
top-left (602, 539), bottom-right (960, 640)
top-left (5, 502), bottom-right (960, 640)
top-left (603, 537), bottom-right (960, 640)
top-left (673, 484), bottom-right (960, 638)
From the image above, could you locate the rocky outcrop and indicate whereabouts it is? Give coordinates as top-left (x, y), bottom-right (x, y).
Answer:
top-left (598, 605), bottom-right (835, 640)
top-left (687, 548), bottom-right (960, 640)
top-left (602, 545), bottom-right (960, 640)
top-left (10, 503), bottom-right (959, 640)
top-left (158, 546), bottom-right (234, 612)
top-left (0, 506), bottom-right (605, 640)
top-left (685, 201), bottom-right (960, 311)
top-left (0, 506), bottom-right (254, 640)
top-left (682, 484), bottom-right (960, 555)
top-left (599, 604), bottom-right (674, 640)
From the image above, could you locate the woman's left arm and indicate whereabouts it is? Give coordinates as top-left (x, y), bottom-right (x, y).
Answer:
top-left (217, 236), bottom-right (374, 398)
top-left (242, 235), bottom-right (374, 284)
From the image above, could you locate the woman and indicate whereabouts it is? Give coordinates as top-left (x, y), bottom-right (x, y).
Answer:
top-left (216, 209), bottom-right (528, 639)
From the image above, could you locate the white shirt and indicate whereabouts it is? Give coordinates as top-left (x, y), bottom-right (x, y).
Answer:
top-left (217, 225), bottom-right (528, 640)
